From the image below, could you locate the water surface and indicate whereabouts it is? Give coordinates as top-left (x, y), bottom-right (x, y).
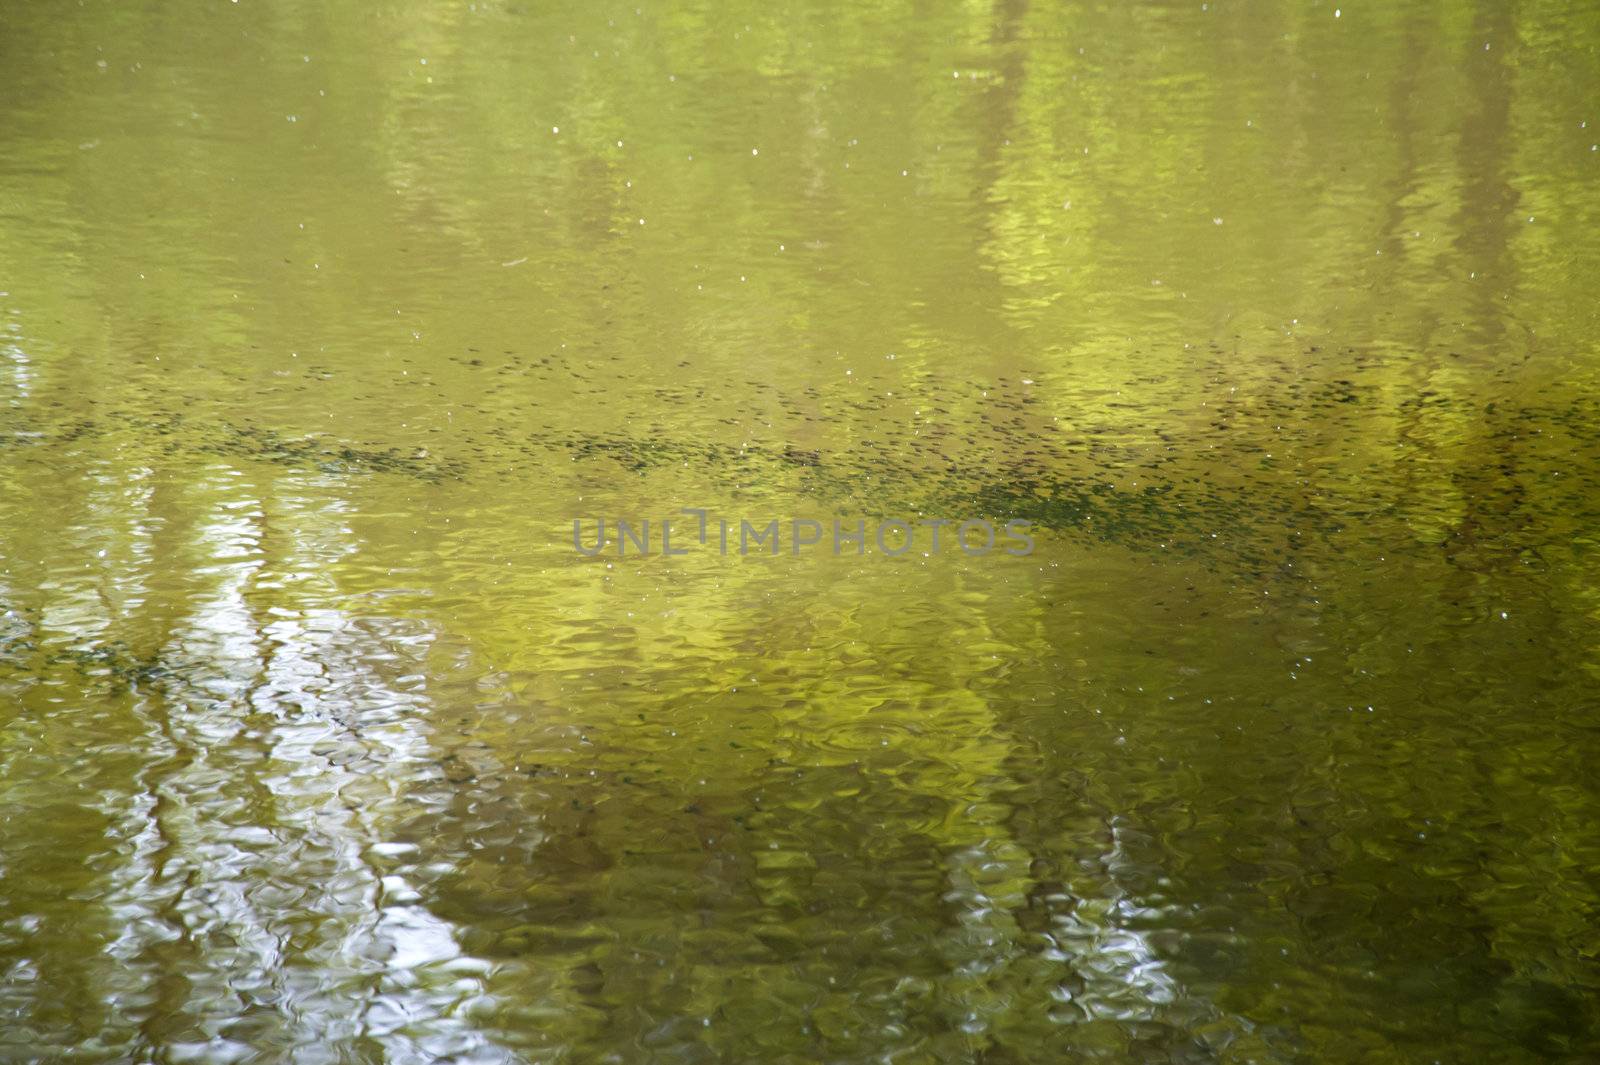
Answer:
top-left (2, 0), bottom-right (1599, 1061)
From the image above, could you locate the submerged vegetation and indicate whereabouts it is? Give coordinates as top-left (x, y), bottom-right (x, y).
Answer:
top-left (8, 354), bottom-right (1600, 582)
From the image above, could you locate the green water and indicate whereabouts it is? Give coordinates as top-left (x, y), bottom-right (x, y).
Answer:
top-left (3, 0), bottom-right (1600, 1060)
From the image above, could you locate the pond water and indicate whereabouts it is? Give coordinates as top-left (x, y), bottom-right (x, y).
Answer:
top-left (2, 0), bottom-right (1599, 1061)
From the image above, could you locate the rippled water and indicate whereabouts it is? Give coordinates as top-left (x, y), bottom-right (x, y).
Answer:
top-left (3, 0), bottom-right (1599, 1061)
